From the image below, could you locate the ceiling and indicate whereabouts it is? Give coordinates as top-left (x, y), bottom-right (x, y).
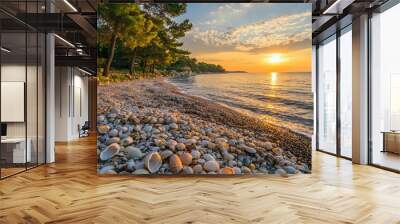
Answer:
top-left (0, 0), bottom-right (97, 74)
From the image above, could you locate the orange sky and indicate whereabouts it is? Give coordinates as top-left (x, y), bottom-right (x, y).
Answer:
top-left (179, 4), bottom-right (312, 73)
top-left (192, 48), bottom-right (311, 73)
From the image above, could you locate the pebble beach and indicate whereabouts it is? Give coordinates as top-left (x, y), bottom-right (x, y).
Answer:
top-left (97, 78), bottom-right (312, 176)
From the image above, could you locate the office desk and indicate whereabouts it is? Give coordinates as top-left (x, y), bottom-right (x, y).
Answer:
top-left (382, 131), bottom-right (400, 154)
top-left (1, 138), bottom-right (31, 164)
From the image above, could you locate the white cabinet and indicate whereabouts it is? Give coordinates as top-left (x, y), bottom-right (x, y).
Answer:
top-left (1, 138), bottom-right (31, 163)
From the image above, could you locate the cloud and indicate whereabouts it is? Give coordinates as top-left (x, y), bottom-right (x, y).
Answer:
top-left (210, 4), bottom-right (254, 15)
top-left (189, 12), bottom-right (311, 52)
top-left (200, 3), bottom-right (257, 26)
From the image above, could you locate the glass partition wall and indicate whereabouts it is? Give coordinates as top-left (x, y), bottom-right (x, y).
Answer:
top-left (0, 3), bottom-right (46, 179)
top-left (316, 26), bottom-right (352, 159)
top-left (370, 3), bottom-right (400, 171)
top-left (317, 35), bottom-right (337, 155)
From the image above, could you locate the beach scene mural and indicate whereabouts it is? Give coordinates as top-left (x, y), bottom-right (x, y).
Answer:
top-left (97, 3), bottom-right (312, 176)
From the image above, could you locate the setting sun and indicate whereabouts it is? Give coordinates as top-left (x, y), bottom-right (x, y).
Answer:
top-left (266, 53), bottom-right (285, 64)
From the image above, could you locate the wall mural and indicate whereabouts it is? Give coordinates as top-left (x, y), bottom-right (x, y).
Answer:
top-left (97, 3), bottom-right (312, 176)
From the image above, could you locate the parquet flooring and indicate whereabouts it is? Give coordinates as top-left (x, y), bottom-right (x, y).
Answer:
top-left (1, 136), bottom-right (400, 224)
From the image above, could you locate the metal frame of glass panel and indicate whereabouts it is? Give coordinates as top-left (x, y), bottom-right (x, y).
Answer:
top-left (0, 0), bottom-right (47, 180)
top-left (368, 1), bottom-right (400, 173)
top-left (315, 24), bottom-right (353, 161)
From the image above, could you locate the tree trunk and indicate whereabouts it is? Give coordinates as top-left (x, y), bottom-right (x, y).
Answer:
top-left (103, 34), bottom-right (118, 77)
top-left (129, 48), bottom-right (137, 76)
top-left (143, 59), bottom-right (147, 73)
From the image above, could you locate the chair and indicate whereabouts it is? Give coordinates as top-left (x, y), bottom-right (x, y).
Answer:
top-left (78, 121), bottom-right (90, 138)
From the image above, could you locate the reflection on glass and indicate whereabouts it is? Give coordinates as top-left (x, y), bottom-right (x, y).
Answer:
top-left (317, 36), bottom-right (337, 154)
top-left (371, 3), bottom-right (400, 171)
top-left (1, 31), bottom-right (27, 177)
top-left (340, 28), bottom-right (352, 158)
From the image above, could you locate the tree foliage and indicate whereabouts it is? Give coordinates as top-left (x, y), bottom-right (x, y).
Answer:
top-left (98, 3), bottom-right (226, 77)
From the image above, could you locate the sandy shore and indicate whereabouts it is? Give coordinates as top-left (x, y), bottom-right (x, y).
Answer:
top-left (97, 78), bottom-right (311, 175)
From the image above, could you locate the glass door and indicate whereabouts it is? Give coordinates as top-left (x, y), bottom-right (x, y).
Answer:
top-left (370, 3), bottom-right (400, 171)
top-left (317, 35), bottom-right (337, 154)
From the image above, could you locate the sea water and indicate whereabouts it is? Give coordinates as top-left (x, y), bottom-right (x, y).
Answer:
top-left (169, 72), bottom-right (313, 136)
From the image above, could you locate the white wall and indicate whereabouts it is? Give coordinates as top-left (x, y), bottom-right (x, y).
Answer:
top-left (54, 67), bottom-right (89, 141)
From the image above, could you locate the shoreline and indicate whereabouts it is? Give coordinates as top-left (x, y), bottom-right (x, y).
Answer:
top-left (165, 77), bottom-right (312, 138)
top-left (97, 78), bottom-right (311, 175)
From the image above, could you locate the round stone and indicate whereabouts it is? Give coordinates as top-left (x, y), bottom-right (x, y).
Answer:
top-left (182, 166), bottom-right (194, 174)
top-left (121, 137), bottom-right (134, 146)
top-left (275, 168), bottom-right (288, 177)
top-left (143, 125), bottom-right (153, 133)
top-left (244, 146), bottom-right (257, 154)
top-left (272, 147), bottom-right (283, 155)
top-left (204, 160), bottom-right (220, 172)
top-left (283, 166), bottom-right (298, 174)
top-left (191, 150), bottom-right (201, 160)
top-left (167, 139), bottom-right (177, 151)
top-left (241, 166), bottom-right (252, 174)
top-left (217, 142), bottom-right (229, 151)
top-left (126, 159), bottom-right (135, 171)
top-left (193, 164), bottom-right (203, 174)
top-left (220, 167), bottom-right (235, 175)
top-left (203, 154), bottom-right (215, 161)
top-left (106, 137), bottom-right (120, 145)
top-left (160, 150), bottom-right (173, 160)
top-left (233, 167), bottom-right (242, 174)
top-left (169, 154), bottom-right (183, 174)
top-left (133, 169), bottom-right (150, 175)
top-left (169, 123), bottom-right (179, 130)
top-left (264, 142), bottom-right (273, 150)
top-left (108, 129), bottom-right (119, 137)
top-left (125, 146), bottom-right (143, 159)
top-left (180, 152), bottom-right (192, 166)
top-left (98, 125), bottom-right (110, 134)
top-left (176, 143), bottom-right (186, 151)
top-left (223, 153), bottom-right (234, 161)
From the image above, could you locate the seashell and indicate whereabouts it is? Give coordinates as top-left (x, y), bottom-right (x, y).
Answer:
top-left (169, 154), bottom-right (183, 174)
top-left (144, 152), bottom-right (162, 173)
top-left (100, 143), bottom-right (120, 160)
top-left (179, 152), bottom-right (192, 166)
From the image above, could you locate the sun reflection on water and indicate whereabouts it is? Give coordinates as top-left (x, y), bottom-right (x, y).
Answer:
top-left (271, 72), bottom-right (278, 85)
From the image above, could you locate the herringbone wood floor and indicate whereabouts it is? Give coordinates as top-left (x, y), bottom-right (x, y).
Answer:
top-left (1, 136), bottom-right (400, 224)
